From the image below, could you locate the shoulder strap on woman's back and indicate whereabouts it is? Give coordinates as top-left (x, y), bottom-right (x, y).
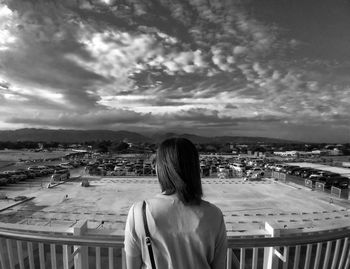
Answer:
top-left (142, 201), bottom-right (157, 269)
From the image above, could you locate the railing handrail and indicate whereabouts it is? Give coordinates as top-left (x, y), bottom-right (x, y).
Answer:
top-left (228, 227), bottom-right (350, 248)
top-left (0, 230), bottom-right (123, 247)
top-left (1, 224), bottom-right (350, 248)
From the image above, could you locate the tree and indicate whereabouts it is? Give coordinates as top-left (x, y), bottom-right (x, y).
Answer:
top-left (95, 140), bottom-right (111, 153)
top-left (110, 141), bottom-right (129, 152)
top-left (204, 144), bottom-right (217, 153)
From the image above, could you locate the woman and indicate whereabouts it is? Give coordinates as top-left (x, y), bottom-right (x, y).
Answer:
top-left (124, 138), bottom-right (227, 269)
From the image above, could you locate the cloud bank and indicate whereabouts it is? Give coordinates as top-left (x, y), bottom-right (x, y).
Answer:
top-left (0, 0), bottom-right (349, 142)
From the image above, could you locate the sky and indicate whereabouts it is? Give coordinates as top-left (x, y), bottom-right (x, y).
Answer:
top-left (0, 0), bottom-right (350, 143)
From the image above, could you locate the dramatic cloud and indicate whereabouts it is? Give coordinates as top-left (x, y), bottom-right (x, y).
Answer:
top-left (0, 0), bottom-right (350, 142)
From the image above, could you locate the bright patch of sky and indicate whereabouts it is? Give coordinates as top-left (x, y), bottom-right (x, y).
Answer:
top-left (0, 0), bottom-right (350, 142)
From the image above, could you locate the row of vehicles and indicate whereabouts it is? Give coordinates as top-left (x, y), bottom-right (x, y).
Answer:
top-left (0, 160), bottom-right (85, 186)
top-left (199, 156), bottom-right (265, 179)
top-left (268, 164), bottom-right (349, 189)
top-left (84, 156), bottom-right (267, 178)
top-left (85, 158), bottom-right (155, 176)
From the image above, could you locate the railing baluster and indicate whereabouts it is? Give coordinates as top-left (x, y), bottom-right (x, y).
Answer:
top-left (293, 245), bottom-right (301, 269)
top-left (74, 220), bottom-right (88, 269)
top-left (322, 241), bottom-right (332, 269)
top-left (39, 243), bottom-right (45, 269)
top-left (122, 248), bottom-right (126, 269)
top-left (339, 237), bottom-right (349, 269)
top-left (96, 247), bottom-right (101, 269)
top-left (62, 244), bottom-right (70, 269)
top-left (27, 242), bottom-right (35, 269)
top-left (16, 240), bottom-right (25, 269)
top-left (344, 246), bottom-right (350, 269)
top-left (0, 238), bottom-right (7, 269)
top-left (50, 244), bottom-right (57, 269)
top-left (313, 242), bottom-right (322, 269)
top-left (252, 247), bottom-right (258, 269)
top-left (282, 246), bottom-right (290, 269)
top-left (331, 239), bottom-right (341, 269)
top-left (304, 244), bottom-right (312, 269)
top-left (6, 239), bottom-right (15, 269)
top-left (109, 247), bottom-right (114, 269)
top-left (226, 248), bottom-right (233, 269)
top-left (240, 248), bottom-right (246, 269)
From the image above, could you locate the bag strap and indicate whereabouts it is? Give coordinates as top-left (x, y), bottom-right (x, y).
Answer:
top-left (142, 201), bottom-right (157, 269)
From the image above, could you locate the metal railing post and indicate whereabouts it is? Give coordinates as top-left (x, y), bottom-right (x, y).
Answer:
top-left (263, 222), bottom-right (281, 269)
top-left (73, 220), bottom-right (88, 269)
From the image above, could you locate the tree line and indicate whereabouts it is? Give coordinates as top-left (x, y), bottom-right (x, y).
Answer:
top-left (0, 140), bottom-right (349, 155)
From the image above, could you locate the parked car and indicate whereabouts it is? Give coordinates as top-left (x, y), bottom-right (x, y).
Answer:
top-left (274, 164), bottom-right (287, 172)
top-left (59, 163), bottom-right (74, 169)
top-left (244, 171), bottom-right (263, 181)
top-left (0, 173), bottom-right (10, 185)
top-left (98, 163), bottom-right (113, 171)
top-left (210, 165), bottom-right (217, 173)
top-left (110, 169), bottom-right (126, 176)
top-left (284, 165), bottom-right (300, 174)
top-left (332, 177), bottom-right (350, 189)
top-left (247, 167), bottom-right (265, 177)
top-left (230, 163), bottom-right (245, 172)
top-left (322, 173), bottom-right (344, 181)
top-left (293, 167), bottom-right (312, 177)
top-left (27, 166), bottom-right (40, 171)
top-left (309, 175), bottom-right (322, 184)
top-left (3, 171), bottom-right (26, 183)
top-left (45, 165), bottom-right (63, 170)
top-left (301, 168), bottom-right (318, 178)
top-left (289, 167), bottom-right (304, 176)
top-left (309, 171), bottom-right (340, 179)
top-left (316, 176), bottom-right (349, 189)
top-left (16, 169), bottom-right (36, 179)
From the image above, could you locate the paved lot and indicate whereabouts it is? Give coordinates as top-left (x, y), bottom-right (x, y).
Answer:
top-left (1, 176), bottom-right (349, 236)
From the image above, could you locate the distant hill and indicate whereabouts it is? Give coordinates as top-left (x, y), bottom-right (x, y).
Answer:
top-left (0, 129), bottom-right (151, 143)
top-left (152, 132), bottom-right (301, 144)
top-left (0, 129), bottom-right (301, 144)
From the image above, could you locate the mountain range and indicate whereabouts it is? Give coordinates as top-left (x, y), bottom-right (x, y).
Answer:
top-left (0, 129), bottom-right (301, 144)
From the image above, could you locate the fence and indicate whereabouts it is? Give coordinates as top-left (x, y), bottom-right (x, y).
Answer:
top-left (217, 169), bottom-right (244, 179)
top-left (315, 182), bottom-right (325, 192)
top-left (304, 179), bottom-right (313, 189)
top-left (271, 172), bottom-right (286, 182)
top-left (271, 173), bottom-right (350, 201)
top-left (0, 220), bottom-right (350, 269)
top-left (331, 186), bottom-right (349, 199)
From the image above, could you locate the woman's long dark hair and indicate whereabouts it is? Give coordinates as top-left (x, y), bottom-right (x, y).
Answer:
top-left (156, 137), bottom-right (203, 205)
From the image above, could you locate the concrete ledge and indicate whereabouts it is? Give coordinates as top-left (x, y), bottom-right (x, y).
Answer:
top-left (47, 181), bottom-right (66, 188)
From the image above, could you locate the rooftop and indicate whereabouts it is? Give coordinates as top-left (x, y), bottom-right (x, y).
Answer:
top-left (1, 176), bottom-right (349, 236)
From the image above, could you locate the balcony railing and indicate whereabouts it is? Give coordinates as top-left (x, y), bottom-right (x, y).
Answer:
top-left (0, 220), bottom-right (350, 269)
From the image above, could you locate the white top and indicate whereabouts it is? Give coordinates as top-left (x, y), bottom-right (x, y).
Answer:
top-left (124, 194), bottom-right (227, 269)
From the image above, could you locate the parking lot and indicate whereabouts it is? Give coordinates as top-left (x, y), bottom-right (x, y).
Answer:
top-left (0, 154), bottom-right (349, 237)
top-left (0, 175), bottom-right (349, 236)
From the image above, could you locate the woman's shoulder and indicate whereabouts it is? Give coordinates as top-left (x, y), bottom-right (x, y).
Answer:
top-left (128, 197), bottom-right (168, 214)
top-left (200, 200), bottom-right (224, 217)
top-left (128, 197), bottom-right (224, 219)
top-left (127, 200), bottom-right (145, 218)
